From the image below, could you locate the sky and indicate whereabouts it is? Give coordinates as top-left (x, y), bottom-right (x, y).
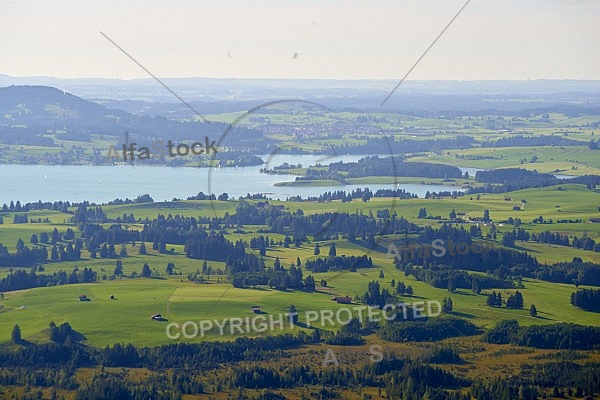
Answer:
top-left (0, 0), bottom-right (599, 80)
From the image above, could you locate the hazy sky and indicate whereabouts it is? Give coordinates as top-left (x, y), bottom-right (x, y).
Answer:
top-left (1, 0), bottom-right (598, 80)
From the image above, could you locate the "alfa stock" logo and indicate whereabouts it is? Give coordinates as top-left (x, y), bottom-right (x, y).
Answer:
top-left (106, 137), bottom-right (218, 163)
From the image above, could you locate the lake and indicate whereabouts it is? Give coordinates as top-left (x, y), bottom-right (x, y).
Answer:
top-left (0, 155), bottom-right (464, 204)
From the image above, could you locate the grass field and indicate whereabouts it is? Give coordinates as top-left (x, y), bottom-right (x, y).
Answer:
top-left (1, 250), bottom-right (598, 348)
top-left (2, 184), bottom-right (599, 267)
top-left (1, 182), bottom-right (600, 347)
top-left (406, 145), bottom-right (600, 175)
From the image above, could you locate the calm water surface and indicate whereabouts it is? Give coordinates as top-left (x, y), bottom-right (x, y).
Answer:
top-left (0, 155), bottom-right (465, 204)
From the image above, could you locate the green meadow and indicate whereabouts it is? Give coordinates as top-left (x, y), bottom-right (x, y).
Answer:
top-left (0, 182), bottom-right (599, 347)
top-left (406, 145), bottom-right (600, 175)
top-left (1, 259), bottom-right (598, 348)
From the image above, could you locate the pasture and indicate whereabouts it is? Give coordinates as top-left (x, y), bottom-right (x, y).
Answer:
top-left (0, 183), bottom-right (599, 347)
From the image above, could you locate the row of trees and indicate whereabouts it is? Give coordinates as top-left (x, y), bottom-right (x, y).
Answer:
top-left (378, 317), bottom-right (481, 342)
top-left (483, 319), bottom-right (600, 350)
top-left (571, 288), bottom-right (600, 311)
top-left (396, 223), bottom-right (600, 286)
top-left (1, 200), bottom-right (72, 213)
top-left (304, 254), bottom-right (372, 272)
top-left (286, 187), bottom-right (417, 203)
top-left (505, 228), bottom-right (600, 253)
top-left (0, 258), bottom-right (183, 292)
top-left (0, 267), bottom-right (97, 292)
top-left (230, 258), bottom-right (317, 291)
top-left (0, 241), bottom-right (48, 267)
top-left (486, 291), bottom-right (524, 309)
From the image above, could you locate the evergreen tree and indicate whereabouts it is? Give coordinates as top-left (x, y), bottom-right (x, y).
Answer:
top-left (529, 304), bottom-right (537, 317)
top-left (515, 291), bottom-right (524, 309)
top-left (288, 304), bottom-right (299, 324)
top-left (166, 262), bottom-right (175, 275)
top-left (16, 238), bottom-right (25, 253)
top-left (483, 209), bottom-right (490, 222)
top-left (304, 275), bottom-right (316, 291)
top-left (470, 225), bottom-right (482, 238)
top-left (11, 324), bottom-right (21, 343)
top-left (108, 243), bottom-right (116, 258)
top-left (40, 232), bottom-right (49, 244)
top-left (259, 240), bottom-right (266, 256)
top-left (311, 328), bottom-right (321, 342)
top-left (328, 243), bottom-right (337, 257)
top-left (139, 242), bottom-right (147, 255)
top-left (100, 243), bottom-right (108, 258)
top-left (448, 275), bottom-right (456, 293)
top-left (314, 243), bottom-right (320, 255)
top-left (114, 260), bottom-right (123, 276)
top-left (502, 231), bottom-right (516, 248)
top-left (141, 263), bottom-right (152, 277)
top-left (486, 292), bottom-right (494, 307)
top-left (506, 291), bottom-right (524, 309)
top-left (396, 281), bottom-right (406, 295)
top-left (471, 278), bottom-right (481, 294)
top-left (51, 246), bottom-right (59, 261)
top-left (51, 228), bottom-right (61, 244)
top-left (48, 321), bottom-right (58, 342)
top-left (442, 297), bottom-right (453, 313)
top-left (449, 208), bottom-right (457, 219)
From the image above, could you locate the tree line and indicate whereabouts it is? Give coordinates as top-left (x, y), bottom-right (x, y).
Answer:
top-left (482, 320), bottom-right (600, 350)
top-left (571, 288), bottom-right (600, 311)
top-left (0, 267), bottom-right (97, 292)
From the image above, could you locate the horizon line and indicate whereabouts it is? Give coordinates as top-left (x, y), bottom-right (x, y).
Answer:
top-left (2, 74), bottom-right (600, 83)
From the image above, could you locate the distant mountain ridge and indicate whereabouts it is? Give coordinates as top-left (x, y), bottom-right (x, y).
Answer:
top-left (0, 85), bottom-right (124, 122)
top-left (2, 75), bottom-right (600, 114)
top-left (2, 74), bottom-right (600, 95)
top-left (0, 85), bottom-right (255, 146)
